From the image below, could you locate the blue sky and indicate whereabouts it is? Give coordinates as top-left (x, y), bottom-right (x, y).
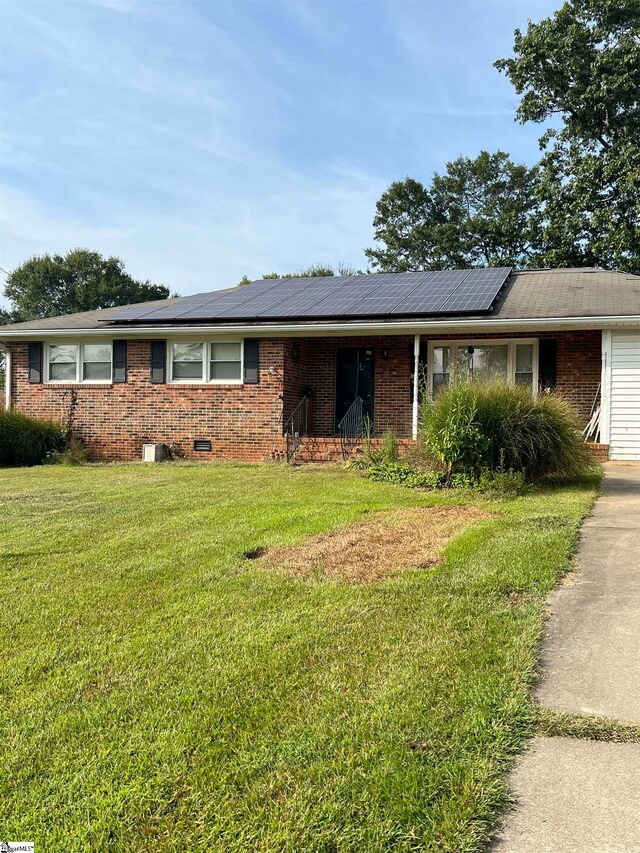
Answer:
top-left (0, 0), bottom-right (557, 302)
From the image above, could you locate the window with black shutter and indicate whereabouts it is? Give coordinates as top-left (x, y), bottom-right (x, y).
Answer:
top-left (28, 342), bottom-right (43, 383)
top-left (539, 339), bottom-right (557, 391)
top-left (113, 340), bottom-right (127, 383)
top-left (150, 340), bottom-right (166, 384)
top-left (243, 339), bottom-right (259, 384)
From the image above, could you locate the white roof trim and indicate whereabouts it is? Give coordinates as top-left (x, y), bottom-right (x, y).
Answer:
top-left (1, 314), bottom-right (640, 340)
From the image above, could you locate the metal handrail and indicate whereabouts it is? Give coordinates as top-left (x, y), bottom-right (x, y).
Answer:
top-left (337, 396), bottom-right (365, 460)
top-left (284, 395), bottom-right (309, 462)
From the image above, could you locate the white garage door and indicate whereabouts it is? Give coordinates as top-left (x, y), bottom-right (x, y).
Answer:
top-left (609, 330), bottom-right (640, 461)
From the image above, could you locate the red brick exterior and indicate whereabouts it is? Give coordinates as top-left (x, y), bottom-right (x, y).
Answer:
top-left (6, 329), bottom-right (604, 462)
top-left (8, 340), bottom-right (288, 462)
top-left (588, 443), bottom-right (610, 463)
top-left (282, 335), bottom-right (414, 438)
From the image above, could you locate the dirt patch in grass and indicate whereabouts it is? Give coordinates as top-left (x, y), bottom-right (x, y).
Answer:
top-left (259, 506), bottom-right (492, 583)
top-left (506, 591), bottom-right (535, 607)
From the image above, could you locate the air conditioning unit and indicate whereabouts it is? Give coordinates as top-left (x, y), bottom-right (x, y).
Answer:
top-left (142, 443), bottom-right (168, 462)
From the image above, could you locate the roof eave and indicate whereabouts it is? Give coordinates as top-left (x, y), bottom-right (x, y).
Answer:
top-left (1, 314), bottom-right (640, 341)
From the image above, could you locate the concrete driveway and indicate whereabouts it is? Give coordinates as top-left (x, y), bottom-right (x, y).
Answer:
top-left (493, 464), bottom-right (640, 853)
top-left (537, 463), bottom-right (640, 723)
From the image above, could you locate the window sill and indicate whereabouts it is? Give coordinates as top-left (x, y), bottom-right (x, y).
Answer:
top-left (45, 381), bottom-right (114, 386)
top-left (168, 381), bottom-right (244, 386)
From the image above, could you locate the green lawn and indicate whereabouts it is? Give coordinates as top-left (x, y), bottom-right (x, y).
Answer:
top-left (0, 463), bottom-right (598, 852)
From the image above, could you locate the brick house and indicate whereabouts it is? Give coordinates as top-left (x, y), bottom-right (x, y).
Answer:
top-left (1, 267), bottom-right (639, 462)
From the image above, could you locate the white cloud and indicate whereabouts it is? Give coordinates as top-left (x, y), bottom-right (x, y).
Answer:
top-left (0, 159), bottom-right (383, 300)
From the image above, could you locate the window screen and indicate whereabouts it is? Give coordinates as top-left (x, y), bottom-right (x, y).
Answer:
top-left (209, 342), bottom-right (242, 381)
top-left (83, 343), bottom-right (112, 381)
top-left (49, 344), bottom-right (78, 381)
top-left (172, 343), bottom-right (204, 380)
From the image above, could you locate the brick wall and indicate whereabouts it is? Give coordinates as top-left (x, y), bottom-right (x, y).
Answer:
top-left (554, 330), bottom-right (602, 421)
top-left (282, 339), bottom-right (309, 423)
top-left (7, 329), bottom-right (603, 462)
top-left (8, 340), bottom-right (287, 462)
top-left (302, 335), bottom-right (414, 437)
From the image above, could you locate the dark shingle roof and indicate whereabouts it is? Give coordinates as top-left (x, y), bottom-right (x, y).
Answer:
top-left (0, 268), bottom-right (638, 335)
top-left (491, 268), bottom-right (640, 319)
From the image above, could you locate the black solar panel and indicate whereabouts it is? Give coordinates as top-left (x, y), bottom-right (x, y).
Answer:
top-left (438, 268), bottom-right (512, 313)
top-left (218, 276), bottom-right (340, 318)
top-left (110, 278), bottom-right (287, 322)
top-left (104, 268), bottom-right (512, 323)
top-left (390, 270), bottom-right (470, 315)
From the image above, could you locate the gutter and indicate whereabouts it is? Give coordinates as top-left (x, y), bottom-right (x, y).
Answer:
top-left (1, 314), bottom-right (640, 340)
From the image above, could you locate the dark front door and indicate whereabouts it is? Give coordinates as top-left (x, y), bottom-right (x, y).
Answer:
top-left (335, 347), bottom-right (375, 431)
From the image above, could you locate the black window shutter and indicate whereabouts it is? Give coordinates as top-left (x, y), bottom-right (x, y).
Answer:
top-left (150, 340), bottom-right (166, 384)
top-left (28, 342), bottom-right (43, 383)
top-left (539, 339), bottom-right (557, 391)
top-left (113, 340), bottom-right (127, 383)
top-left (243, 339), bottom-right (259, 384)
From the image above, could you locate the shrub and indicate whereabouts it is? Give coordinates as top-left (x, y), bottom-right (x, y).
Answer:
top-left (421, 379), bottom-right (593, 481)
top-left (367, 462), bottom-right (446, 489)
top-left (0, 410), bottom-right (66, 467)
top-left (476, 468), bottom-right (528, 497)
top-left (421, 382), bottom-right (489, 479)
top-left (46, 436), bottom-right (91, 466)
top-left (401, 440), bottom-right (441, 473)
top-left (361, 426), bottom-right (400, 465)
top-left (380, 428), bottom-right (399, 463)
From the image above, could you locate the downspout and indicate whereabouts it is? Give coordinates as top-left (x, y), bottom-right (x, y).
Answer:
top-left (600, 330), bottom-right (612, 446)
top-left (412, 334), bottom-right (420, 440)
top-left (2, 347), bottom-right (10, 410)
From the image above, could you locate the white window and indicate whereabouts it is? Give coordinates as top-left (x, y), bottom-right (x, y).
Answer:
top-left (432, 345), bottom-right (451, 395)
top-left (515, 343), bottom-right (534, 388)
top-left (428, 339), bottom-right (538, 396)
top-left (46, 343), bottom-right (113, 383)
top-left (169, 341), bottom-right (243, 384)
top-left (83, 344), bottom-right (112, 381)
top-left (171, 342), bottom-right (204, 380)
top-left (209, 342), bottom-right (242, 381)
top-left (48, 344), bottom-right (78, 382)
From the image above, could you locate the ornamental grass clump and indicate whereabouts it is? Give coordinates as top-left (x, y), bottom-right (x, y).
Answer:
top-left (421, 379), bottom-right (593, 482)
top-left (0, 410), bottom-right (66, 467)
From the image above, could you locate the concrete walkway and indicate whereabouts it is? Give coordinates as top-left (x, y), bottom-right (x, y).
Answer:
top-left (493, 464), bottom-right (640, 852)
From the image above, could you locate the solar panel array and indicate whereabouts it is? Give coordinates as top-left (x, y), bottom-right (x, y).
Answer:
top-left (105, 268), bottom-right (512, 323)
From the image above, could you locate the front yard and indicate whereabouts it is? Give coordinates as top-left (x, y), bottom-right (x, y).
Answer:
top-left (0, 463), bottom-right (597, 851)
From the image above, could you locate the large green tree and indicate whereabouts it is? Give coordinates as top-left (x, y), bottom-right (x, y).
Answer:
top-left (238, 263), bottom-right (360, 285)
top-left (4, 249), bottom-right (170, 321)
top-left (495, 0), bottom-right (640, 272)
top-left (365, 152), bottom-right (543, 272)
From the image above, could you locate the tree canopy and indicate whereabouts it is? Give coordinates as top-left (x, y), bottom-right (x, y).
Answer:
top-left (367, 0), bottom-right (639, 274)
top-left (365, 152), bottom-right (542, 272)
top-left (3, 249), bottom-right (170, 322)
top-left (495, 0), bottom-right (640, 272)
top-left (238, 263), bottom-right (360, 285)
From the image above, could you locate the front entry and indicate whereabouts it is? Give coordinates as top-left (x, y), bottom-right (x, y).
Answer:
top-left (335, 347), bottom-right (375, 431)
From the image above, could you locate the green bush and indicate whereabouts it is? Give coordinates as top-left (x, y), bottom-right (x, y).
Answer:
top-left (401, 440), bottom-right (440, 473)
top-left (380, 428), bottom-right (400, 463)
top-left (421, 379), bottom-right (593, 481)
top-left (361, 426), bottom-right (400, 465)
top-left (0, 410), bottom-right (66, 467)
top-left (422, 385), bottom-right (489, 478)
top-left (46, 436), bottom-right (91, 466)
top-left (476, 467), bottom-right (529, 497)
top-left (367, 462), bottom-right (446, 489)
